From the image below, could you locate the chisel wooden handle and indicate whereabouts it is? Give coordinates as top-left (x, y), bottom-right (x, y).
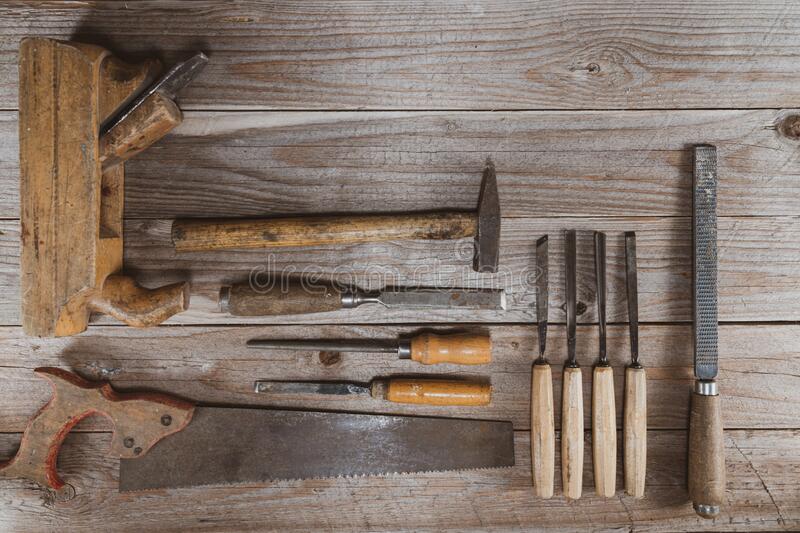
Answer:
top-left (171, 212), bottom-right (477, 252)
top-left (220, 280), bottom-right (342, 316)
top-left (531, 363), bottom-right (554, 498)
top-left (592, 366), bottom-right (616, 497)
top-left (409, 333), bottom-right (491, 365)
top-left (688, 386), bottom-right (725, 518)
top-left (624, 366), bottom-right (647, 498)
top-left (561, 366), bottom-right (584, 499)
top-left (373, 379), bottom-right (491, 406)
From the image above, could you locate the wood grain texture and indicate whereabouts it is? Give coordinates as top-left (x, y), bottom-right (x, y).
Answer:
top-left (624, 366), bottom-right (647, 498)
top-left (530, 363), bottom-right (554, 498)
top-left (592, 366), bottom-right (617, 497)
top-left (409, 332), bottom-right (492, 366)
top-left (3, 2), bottom-right (800, 110)
top-left (378, 379), bottom-right (491, 406)
top-left (688, 392), bottom-right (727, 517)
top-left (561, 367), bottom-right (583, 500)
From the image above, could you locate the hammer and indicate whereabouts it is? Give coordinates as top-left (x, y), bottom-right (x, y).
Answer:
top-left (170, 161), bottom-right (501, 272)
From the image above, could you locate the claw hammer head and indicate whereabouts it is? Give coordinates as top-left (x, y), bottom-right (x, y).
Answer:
top-left (474, 158), bottom-right (501, 273)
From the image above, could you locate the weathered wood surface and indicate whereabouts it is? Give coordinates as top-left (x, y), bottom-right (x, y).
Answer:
top-left (0, 429), bottom-right (795, 532)
top-left (3, 2), bottom-right (800, 110)
top-left (0, 324), bottom-right (797, 433)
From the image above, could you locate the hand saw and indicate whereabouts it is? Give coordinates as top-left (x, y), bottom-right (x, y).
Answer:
top-left (0, 368), bottom-right (514, 498)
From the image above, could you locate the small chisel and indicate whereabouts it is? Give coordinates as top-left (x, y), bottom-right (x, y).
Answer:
top-left (624, 231), bottom-right (647, 498)
top-left (592, 231), bottom-right (616, 497)
top-left (531, 236), bottom-right (555, 498)
top-left (562, 229), bottom-right (584, 500)
top-left (254, 378), bottom-right (491, 406)
top-left (247, 332), bottom-right (492, 365)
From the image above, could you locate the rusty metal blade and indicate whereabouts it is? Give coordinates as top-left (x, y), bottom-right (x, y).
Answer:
top-left (474, 159), bottom-right (501, 273)
top-left (119, 407), bottom-right (515, 491)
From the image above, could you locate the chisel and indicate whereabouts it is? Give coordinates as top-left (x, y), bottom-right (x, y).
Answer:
top-left (689, 145), bottom-right (725, 518)
top-left (254, 378), bottom-right (491, 406)
top-left (592, 231), bottom-right (616, 497)
top-left (247, 332), bottom-right (491, 365)
top-left (531, 236), bottom-right (554, 498)
top-left (624, 231), bottom-right (647, 498)
top-left (562, 229), bottom-right (584, 499)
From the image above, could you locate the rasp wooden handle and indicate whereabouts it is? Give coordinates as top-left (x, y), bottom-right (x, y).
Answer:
top-left (410, 333), bottom-right (491, 365)
top-left (624, 366), bottom-right (647, 498)
top-left (561, 366), bottom-right (584, 499)
top-left (0, 368), bottom-right (193, 498)
top-left (592, 365), bottom-right (616, 497)
top-left (531, 363), bottom-right (554, 498)
top-left (171, 212), bottom-right (477, 252)
top-left (688, 388), bottom-right (725, 518)
top-left (373, 379), bottom-right (491, 406)
top-left (221, 280), bottom-right (342, 316)
top-left (90, 275), bottom-right (189, 328)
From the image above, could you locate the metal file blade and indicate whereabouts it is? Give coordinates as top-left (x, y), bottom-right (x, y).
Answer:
top-left (536, 236), bottom-right (549, 358)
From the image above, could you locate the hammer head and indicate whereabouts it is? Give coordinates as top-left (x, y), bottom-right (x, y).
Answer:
top-left (474, 159), bottom-right (501, 273)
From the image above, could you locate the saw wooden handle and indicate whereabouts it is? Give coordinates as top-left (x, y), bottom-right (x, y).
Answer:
top-left (530, 363), bottom-right (554, 498)
top-left (221, 280), bottom-right (342, 316)
top-left (90, 275), bottom-right (189, 328)
top-left (624, 366), bottom-right (647, 498)
top-left (592, 365), bottom-right (616, 497)
top-left (410, 333), bottom-right (491, 365)
top-left (374, 379), bottom-right (491, 406)
top-left (561, 366), bottom-right (584, 500)
top-left (689, 389), bottom-right (726, 518)
top-left (171, 212), bottom-right (477, 252)
top-left (0, 368), bottom-right (193, 497)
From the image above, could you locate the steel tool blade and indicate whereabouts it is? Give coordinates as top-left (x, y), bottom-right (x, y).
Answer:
top-left (536, 236), bottom-right (548, 359)
top-left (375, 288), bottom-right (506, 310)
top-left (119, 408), bottom-right (515, 491)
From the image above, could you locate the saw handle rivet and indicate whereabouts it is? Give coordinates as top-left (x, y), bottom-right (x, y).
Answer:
top-left (161, 414), bottom-right (172, 426)
top-left (123, 437), bottom-right (135, 448)
top-left (133, 447), bottom-right (143, 456)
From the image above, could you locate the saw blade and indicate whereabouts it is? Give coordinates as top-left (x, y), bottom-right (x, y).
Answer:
top-left (693, 145), bottom-right (719, 380)
top-left (119, 407), bottom-right (515, 491)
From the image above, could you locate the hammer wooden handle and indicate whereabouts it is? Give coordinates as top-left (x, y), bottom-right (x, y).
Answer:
top-left (531, 363), bottom-right (555, 498)
top-left (624, 366), bottom-right (647, 498)
top-left (373, 379), bottom-right (491, 406)
top-left (688, 389), bottom-right (725, 518)
top-left (171, 212), bottom-right (477, 252)
top-left (90, 275), bottom-right (189, 328)
top-left (592, 366), bottom-right (616, 497)
top-left (409, 333), bottom-right (491, 365)
top-left (561, 366), bottom-right (584, 500)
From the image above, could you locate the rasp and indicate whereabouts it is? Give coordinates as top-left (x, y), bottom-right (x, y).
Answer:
top-left (688, 145), bottom-right (726, 518)
top-left (0, 368), bottom-right (514, 498)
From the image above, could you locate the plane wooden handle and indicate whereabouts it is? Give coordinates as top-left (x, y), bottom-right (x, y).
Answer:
top-left (410, 333), bottom-right (491, 365)
top-left (561, 366), bottom-right (584, 500)
top-left (99, 92), bottom-right (182, 170)
top-left (592, 365), bottom-right (617, 497)
top-left (221, 280), bottom-right (342, 316)
top-left (90, 275), bottom-right (189, 327)
top-left (375, 379), bottom-right (491, 406)
top-left (624, 366), bottom-right (647, 498)
top-left (171, 212), bottom-right (477, 252)
top-left (688, 389), bottom-right (725, 518)
top-left (0, 368), bottom-right (193, 498)
top-left (531, 363), bottom-right (555, 498)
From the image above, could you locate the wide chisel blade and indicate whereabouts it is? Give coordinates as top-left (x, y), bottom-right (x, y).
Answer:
top-left (377, 288), bottom-right (506, 310)
top-left (119, 408), bottom-right (515, 491)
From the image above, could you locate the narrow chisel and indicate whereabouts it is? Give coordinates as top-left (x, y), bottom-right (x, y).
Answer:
top-left (624, 231), bottom-right (647, 498)
top-left (562, 229), bottom-right (584, 500)
top-left (592, 232), bottom-right (616, 497)
top-left (531, 236), bottom-right (554, 498)
top-left (689, 145), bottom-right (726, 518)
top-left (247, 332), bottom-right (491, 366)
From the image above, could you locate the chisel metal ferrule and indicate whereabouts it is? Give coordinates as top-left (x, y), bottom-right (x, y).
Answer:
top-left (695, 380), bottom-right (718, 396)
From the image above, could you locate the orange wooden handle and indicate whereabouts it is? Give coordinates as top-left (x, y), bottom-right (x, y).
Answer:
top-left (531, 363), bottom-right (555, 498)
top-left (410, 333), bottom-right (492, 365)
top-left (375, 379), bottom-right (491, 406)
top-left (592, 366), bottom-right (617, 497)
top-left (0, 368), bottom-right (193, 497)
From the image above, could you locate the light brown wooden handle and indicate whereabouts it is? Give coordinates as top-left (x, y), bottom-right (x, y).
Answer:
top-left (99, 91), bottom-right (182, 170)
top-left (561, 366), bottom-right (584, 500)
top-left (90, 275), bottom-right (189, 327)
top-left (410, 333), bottom-right (491, 365)
top-left (531, 363), bottom-right (555, 498)
top-left (171, 212), bottom-right (477, 252)
top-left (592, 366), bottom-right (617, 497)
top-left (0, 368), bottom-right (193, 497)
top-left (221, 280), bottom-right (342, 316)
top-left (624, 366), bottom-right (647, 498)
top-left (375, 379), bottom-right (491, 406)
top-left (688, 388), bottom-right (726, 518)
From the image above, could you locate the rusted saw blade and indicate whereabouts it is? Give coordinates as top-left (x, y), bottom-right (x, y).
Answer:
top-left (119, 407), bottom-right (514, 491)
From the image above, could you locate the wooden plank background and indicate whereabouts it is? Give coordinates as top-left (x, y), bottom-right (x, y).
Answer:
top-left (0, 1), bottom-right (798, 531)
